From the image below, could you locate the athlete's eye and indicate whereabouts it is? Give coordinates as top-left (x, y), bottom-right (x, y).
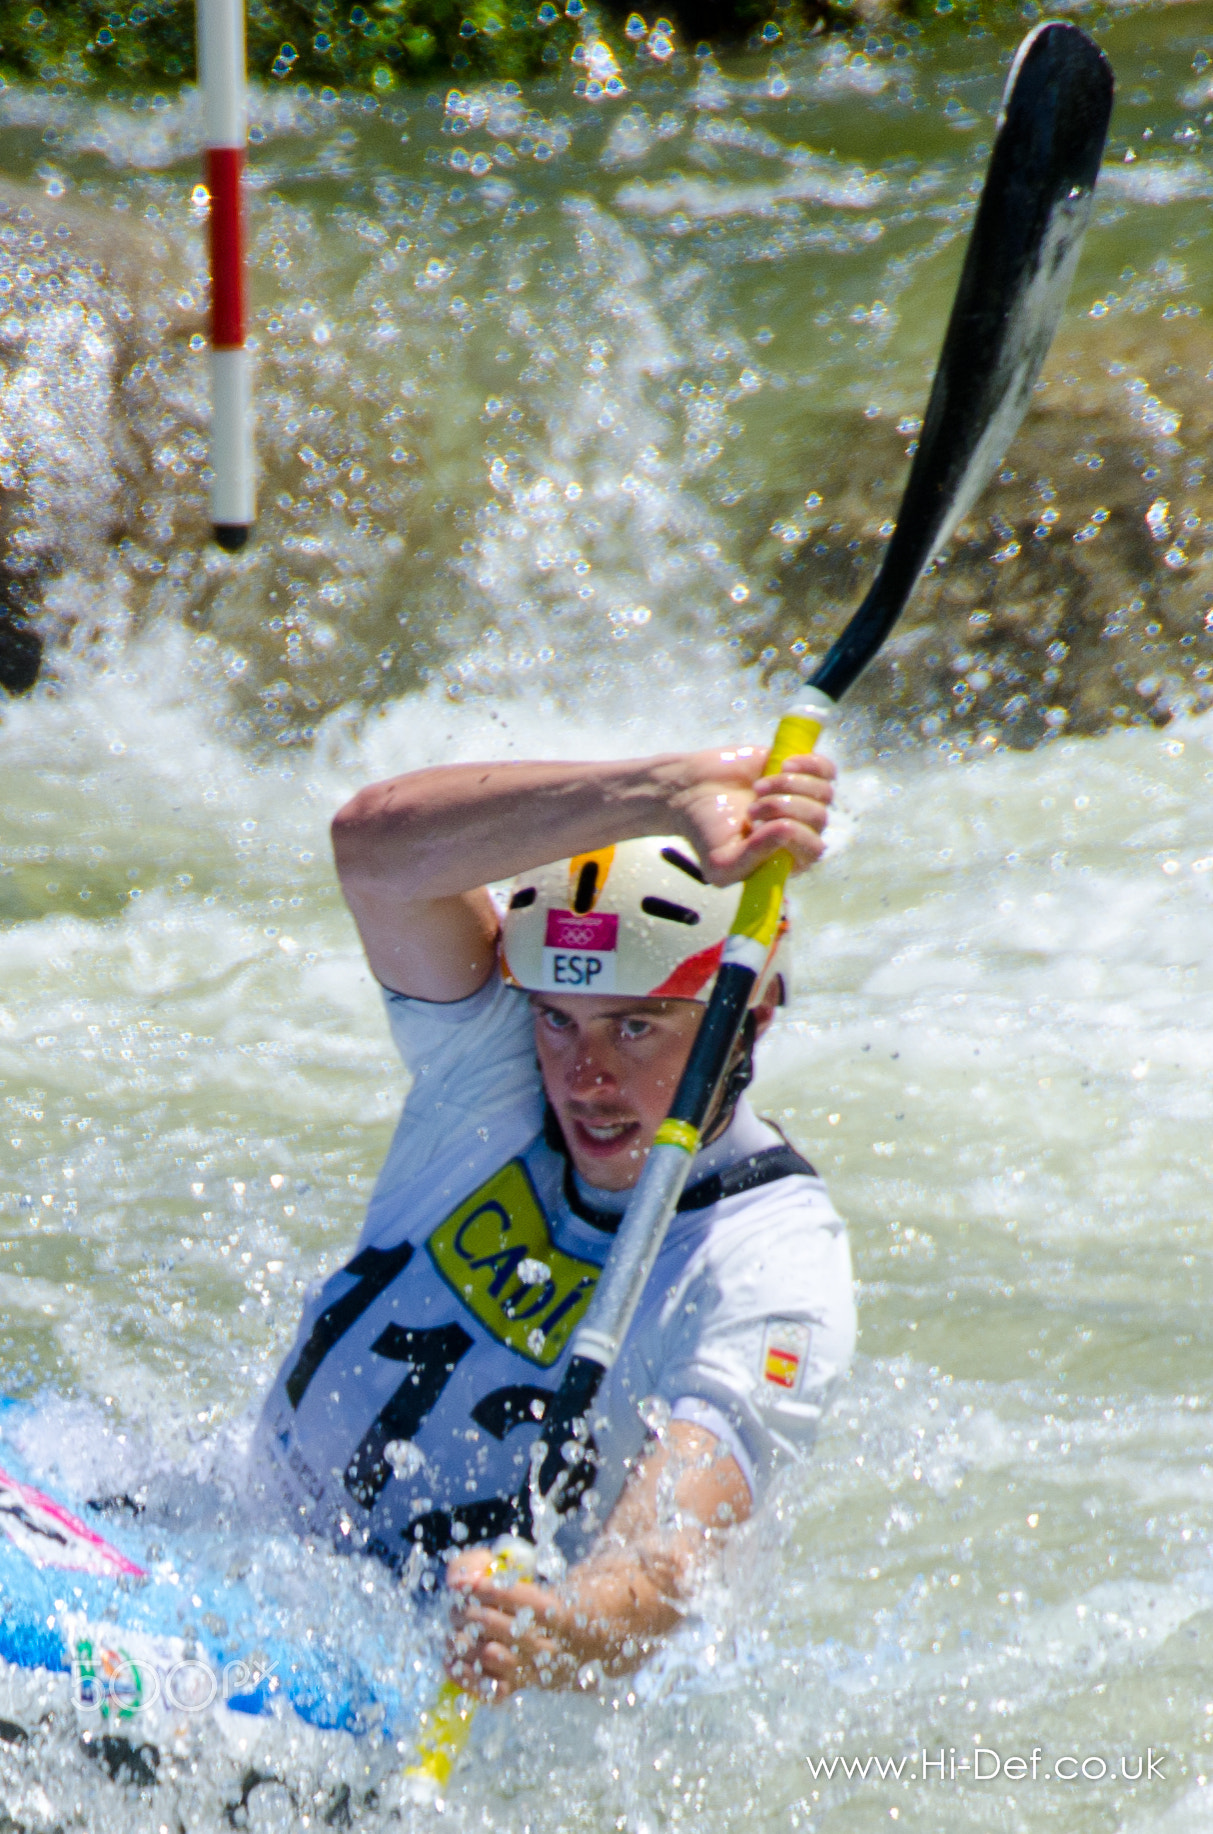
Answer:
top-left (618, 1017), bottom-right (652, 1040)
top-left (539, 1008), bottom-right (573, 1032)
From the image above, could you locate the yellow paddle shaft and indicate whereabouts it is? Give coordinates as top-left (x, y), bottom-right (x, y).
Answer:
top-left (730, 698), bottom-right (831, 952)
top-left (404, 1536), bottom-right (537, 1791)
top-left (405, 1678), bottom-right (477, 1789)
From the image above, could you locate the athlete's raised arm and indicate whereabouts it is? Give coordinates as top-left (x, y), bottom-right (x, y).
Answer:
top-left (331, 748), bottom-right (835, 1001)
top-left (443, 1418), bottom-right (749, 1696)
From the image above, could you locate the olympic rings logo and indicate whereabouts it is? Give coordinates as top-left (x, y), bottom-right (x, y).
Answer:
top-left (557, 922), bottom-right (600, 948)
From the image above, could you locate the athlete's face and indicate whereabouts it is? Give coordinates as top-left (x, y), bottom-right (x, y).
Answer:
top-left (530, 993), bottom-right (704, 1191)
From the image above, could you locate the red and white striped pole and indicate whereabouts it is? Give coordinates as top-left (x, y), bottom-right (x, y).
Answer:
top-left (198, 0), bottom-right (254, 550)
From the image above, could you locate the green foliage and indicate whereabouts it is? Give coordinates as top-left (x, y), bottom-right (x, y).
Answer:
top-left (0, 0), bottom-right (946, 90)
top-left (0, 0), bottom-right (580, 88)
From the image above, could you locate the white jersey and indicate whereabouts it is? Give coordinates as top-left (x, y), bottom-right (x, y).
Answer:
top-left (253, 972), bottom-right (855, 1566)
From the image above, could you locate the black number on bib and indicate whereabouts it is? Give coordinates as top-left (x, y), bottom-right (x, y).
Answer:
top-left (284, 1240), bottom-right (415, 1410)
top-left (344, 1321), bottom-right (473, 1509)
top-left (470, 1384), bottom-right (554, 1440)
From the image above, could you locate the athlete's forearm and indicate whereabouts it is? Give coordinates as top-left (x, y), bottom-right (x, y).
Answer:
top-left (445, 1534), bottom-right (705, 1694)
top-left (543, 1537), bottom-right (697, 1675)
top-left (331, 756), bottom-right (679, 901)
top-left (332, 746), bottom-right (834, 999)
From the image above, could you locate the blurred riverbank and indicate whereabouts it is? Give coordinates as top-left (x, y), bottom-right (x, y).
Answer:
top-left (2, 7), bottom-right (1213, 752)
top-left (0, 0), bottom-right (1094, 91)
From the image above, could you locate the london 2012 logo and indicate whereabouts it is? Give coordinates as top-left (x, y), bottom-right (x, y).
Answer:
top-left (545, 911), bottom-right (619, 952)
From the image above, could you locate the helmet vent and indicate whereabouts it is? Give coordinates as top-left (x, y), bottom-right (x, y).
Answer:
top-left (641, 895), bottom-right (700, 926)
top-left (573, 861), bottom-right (599, 913)
top-left (660, 846), bottom-right (706, 885)
top-left (509, 887), bottom-right (536, 910)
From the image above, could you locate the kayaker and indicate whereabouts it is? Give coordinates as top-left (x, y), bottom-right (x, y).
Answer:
top-left (253, 741), bottom-right (855, 1696)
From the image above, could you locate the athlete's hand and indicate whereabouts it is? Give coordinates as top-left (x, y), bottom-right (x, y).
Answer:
top-left (444, 1550), bottom-right (577, 1699)
top-left (658, 745), bottom-right (836, 886)
top-left (442, 1424), bottom-right (746, 1698)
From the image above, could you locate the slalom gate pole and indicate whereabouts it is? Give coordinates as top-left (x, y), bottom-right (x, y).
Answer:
top-left (198, 0), bottom-right (254, 550)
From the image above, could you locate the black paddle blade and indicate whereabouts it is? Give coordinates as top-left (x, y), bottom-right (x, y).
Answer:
top-left (811, 20), bottom-right (1113, 704)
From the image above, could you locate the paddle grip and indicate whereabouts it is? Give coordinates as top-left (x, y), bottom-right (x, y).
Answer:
top-left (730, 700), bottom-right (829, 955)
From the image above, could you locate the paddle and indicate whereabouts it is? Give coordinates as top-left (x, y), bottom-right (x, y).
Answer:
top-left (523, 18), bottom-right (1113, 1523)
top-left (406, 19), bottom-right (1113, 1789)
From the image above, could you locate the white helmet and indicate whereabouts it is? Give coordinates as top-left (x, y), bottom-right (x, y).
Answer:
top-left (500, 836), bottom-right (788, 1005)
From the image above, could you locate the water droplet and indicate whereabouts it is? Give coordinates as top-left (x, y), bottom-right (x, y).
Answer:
top-left (639, 1395), bottom-right (670, 1433)
top-left (384, 1439), bottom-right (425, 1479)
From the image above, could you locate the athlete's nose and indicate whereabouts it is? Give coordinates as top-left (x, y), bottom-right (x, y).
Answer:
top-left (565, 1035), bottom-right (618, 1096)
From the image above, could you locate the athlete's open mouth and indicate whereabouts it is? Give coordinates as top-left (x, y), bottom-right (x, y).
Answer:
top-left (569, 1115), bottom-right (640, 1157)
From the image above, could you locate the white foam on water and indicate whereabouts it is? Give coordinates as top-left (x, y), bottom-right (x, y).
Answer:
top-left (1101, 159), bottom-right (1213, 205)
top-left (0, 82), bottom-right (363, 172)
top-left (4, 636), bottom-right (1213, 1828)
top-left (615, 157), bottom-right (888, 220)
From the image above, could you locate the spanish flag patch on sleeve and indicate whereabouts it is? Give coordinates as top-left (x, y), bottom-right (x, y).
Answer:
top-left (760, 1319), bottom-right (810, 1394)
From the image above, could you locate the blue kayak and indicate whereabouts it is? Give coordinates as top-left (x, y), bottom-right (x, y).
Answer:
top-left (0, 1414), bottom-right (438, 1742)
